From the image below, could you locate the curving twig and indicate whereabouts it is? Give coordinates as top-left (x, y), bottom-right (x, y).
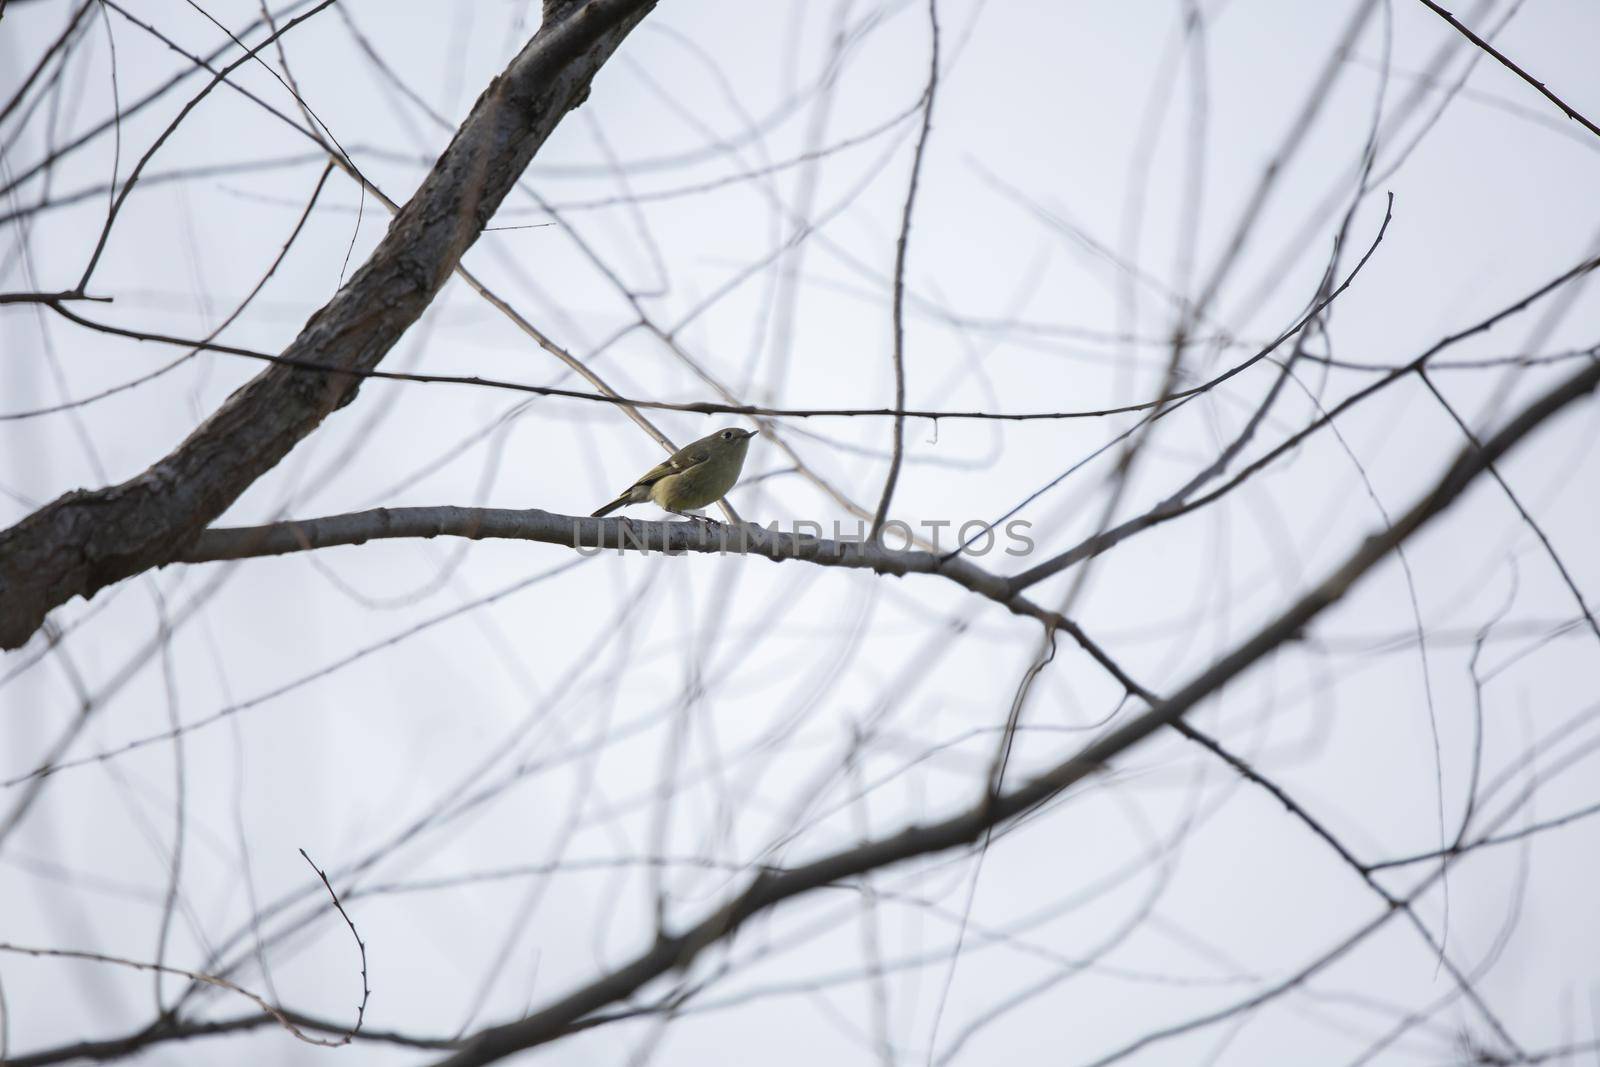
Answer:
top-left (869, 0), bottom-right (940, 540)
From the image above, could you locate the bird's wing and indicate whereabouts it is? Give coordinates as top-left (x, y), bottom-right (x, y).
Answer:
top-left (629, 443), bottom-right (711, 489)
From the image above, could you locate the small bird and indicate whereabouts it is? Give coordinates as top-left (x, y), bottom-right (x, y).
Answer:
top-left (591, 427), bottom-right (758, 520)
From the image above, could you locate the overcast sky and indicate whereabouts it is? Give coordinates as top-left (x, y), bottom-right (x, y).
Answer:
top-left (3, 1), bottom-right (1600, 1064)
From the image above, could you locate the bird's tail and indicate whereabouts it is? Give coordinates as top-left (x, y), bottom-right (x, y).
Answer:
top-left (591, 496), bottom-right (629, 518)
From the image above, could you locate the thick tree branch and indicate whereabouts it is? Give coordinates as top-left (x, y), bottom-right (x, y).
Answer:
top-left (178, 506), bottom-right (1116, 654)
top-left (182, 507), bottom-right (1004, 573)
top-left (4, 1011), bottom-right (457, 1067)
top-left (0, 0), bottom-right (656, 650)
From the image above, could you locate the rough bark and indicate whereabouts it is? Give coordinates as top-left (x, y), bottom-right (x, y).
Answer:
top-left (180, 508), bottom-right (1016, 595)
top-left (0, 0), bottom-right (655, 649)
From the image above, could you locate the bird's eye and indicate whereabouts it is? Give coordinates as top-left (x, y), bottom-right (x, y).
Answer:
top-left (721, 430), bottom-right (733, 440)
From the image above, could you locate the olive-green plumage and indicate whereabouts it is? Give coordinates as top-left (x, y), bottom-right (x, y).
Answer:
top-left (591, 427), bottom-right (757, 518)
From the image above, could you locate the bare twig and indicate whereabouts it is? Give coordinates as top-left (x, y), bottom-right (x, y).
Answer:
top-left (297, 848), bottom-right (370, 1044)
top-left (868, 0), bottom-right (939, 540)
top-left (0, 942), bottom-right (348, 1049)
top-left (1414, 0), bottom-right (1600, 143)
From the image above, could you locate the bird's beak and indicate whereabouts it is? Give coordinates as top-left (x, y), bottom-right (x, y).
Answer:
top-left (744, 429), bottom-right (759, 438)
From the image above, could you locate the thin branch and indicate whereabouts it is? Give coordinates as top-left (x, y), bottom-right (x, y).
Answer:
top-left (34, 196), bottom-right (1386, 426)
top-left (1414, 0), bottom-right (1600, 143)
top-left (868, 0), bottom-right (939, 539)
top-left (72, 0), bottom-right (336, 290)
top-left (297, 848), bottom-right (369, 1044)
top-left (0, 942), bottom-right (346, 1049)
top-left (1008, 242), bottom-right (1600, 594)
top-left (0, 0), bottom-right (322, 201)
top-left (0, 1), bottom-right (94, 127)
top-left (1416, 369), bottom-right (1599, 644)
top-left (0, 290), bottom-right (111, 304)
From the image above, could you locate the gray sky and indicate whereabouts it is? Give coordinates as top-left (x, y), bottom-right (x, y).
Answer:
top-left (3, 1), bottom-right (1599, 1064)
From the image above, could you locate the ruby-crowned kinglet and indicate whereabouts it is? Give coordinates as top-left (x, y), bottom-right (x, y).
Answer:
top-left (591, 427), bottom-right (758, 519)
